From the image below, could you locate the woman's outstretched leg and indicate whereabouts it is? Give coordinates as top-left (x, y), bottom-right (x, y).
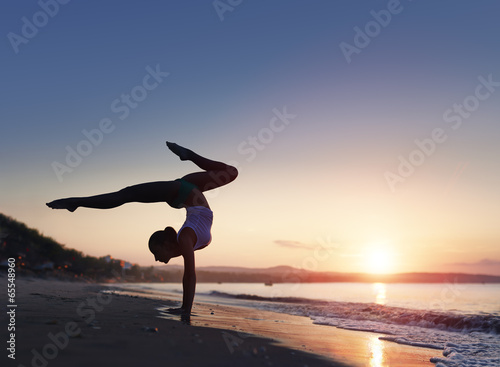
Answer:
top-left (167, 142), bottom-right (238, 191)
top-left (47, 181), bottom-right (176, 212)
top-left (167, 142), bottom-right (231, 172)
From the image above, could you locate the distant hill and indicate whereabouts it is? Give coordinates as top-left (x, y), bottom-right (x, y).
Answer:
top-left (2, 213), bottom-right (500, 284)
top-left (198, 265), bottom-right (297, 273)
top-left (0, 213), bottom-right (146, 282)
top-left (155, 265), bottom-right (298, 274)
top-left (168, 265), bottom-right (500, 284)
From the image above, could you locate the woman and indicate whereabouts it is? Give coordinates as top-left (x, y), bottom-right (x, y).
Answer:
top-left (47, 142), bottom-right (238, 318)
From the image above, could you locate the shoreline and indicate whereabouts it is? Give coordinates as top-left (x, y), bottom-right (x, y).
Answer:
top-left (110, 285), bottom-right (440, 367)
top-left (5, 277), bottom-right (440, 366)
top-left (5, 277), bottom-right (345, 367)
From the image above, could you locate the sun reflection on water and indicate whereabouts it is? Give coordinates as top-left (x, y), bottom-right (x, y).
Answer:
top-left (369, 335), bottom-right (385, 367)
top-left (373, 282), bottom-right (386, 305)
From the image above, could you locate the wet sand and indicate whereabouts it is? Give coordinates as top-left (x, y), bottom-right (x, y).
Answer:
top-left (3, 277), bottom-right (439, 367)
top-left (120, 287), bottom-right (439, 367)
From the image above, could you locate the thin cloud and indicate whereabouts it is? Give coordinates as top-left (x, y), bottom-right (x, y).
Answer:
top-left (274, 240), bottom-right (316, 250)
top-left (451, 258), bottom-right (500, 267)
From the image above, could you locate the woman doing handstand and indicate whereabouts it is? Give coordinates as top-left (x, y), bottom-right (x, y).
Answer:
top-left (46, 142), bottom-right (238, 318)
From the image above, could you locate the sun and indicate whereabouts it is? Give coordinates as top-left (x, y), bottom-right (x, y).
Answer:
top-left (365, 243), bottom-right (394, 274)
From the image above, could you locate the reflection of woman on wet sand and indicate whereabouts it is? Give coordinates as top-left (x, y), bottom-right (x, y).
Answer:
top-left (47, 142), bottom-right (238, 318)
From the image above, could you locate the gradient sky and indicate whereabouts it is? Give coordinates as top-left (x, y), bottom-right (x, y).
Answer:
top-left (1, 1), bottom-right (499, 275)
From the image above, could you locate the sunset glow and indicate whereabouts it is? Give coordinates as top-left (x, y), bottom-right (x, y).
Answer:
top-left (1, 1), bottom-right (499, 276)
top-left (365, 243), bottom-right (394, 274)
top-left (2, 3), bottom-right (500, 367)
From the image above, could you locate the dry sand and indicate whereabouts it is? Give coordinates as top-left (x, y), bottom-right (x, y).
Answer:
top-left (3, 277), bottom-right (440, 367)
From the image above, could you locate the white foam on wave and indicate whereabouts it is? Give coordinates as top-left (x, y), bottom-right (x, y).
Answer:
top-left (429, 339), bottom-right (500, 366)
top-left (254, 301), bottom-right (500, 367)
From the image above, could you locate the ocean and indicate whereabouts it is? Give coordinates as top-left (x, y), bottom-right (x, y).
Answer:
top-left (116, 282), bottom-right (500, 366)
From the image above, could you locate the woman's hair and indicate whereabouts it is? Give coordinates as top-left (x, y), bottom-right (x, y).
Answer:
top-left (148, 227), bottom-right (177, 253)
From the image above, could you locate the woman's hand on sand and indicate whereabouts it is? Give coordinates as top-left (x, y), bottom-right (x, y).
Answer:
top-left (166, 307), bottom-right (187, 315)
top-left (167, 307), bottom-right (191, 324)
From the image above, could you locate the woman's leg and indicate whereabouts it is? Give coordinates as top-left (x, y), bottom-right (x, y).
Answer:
top-left (46, 181), bottom-right (176, 212)
top-left (167, 142), bottom-right (238, 192)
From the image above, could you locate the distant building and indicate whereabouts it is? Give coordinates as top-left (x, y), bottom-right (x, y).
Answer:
top-left (34, 262), bottom-right (54, 271)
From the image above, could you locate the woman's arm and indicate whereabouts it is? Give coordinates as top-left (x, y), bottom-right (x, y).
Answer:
top-left (178, 228), bottom-right (197, 314)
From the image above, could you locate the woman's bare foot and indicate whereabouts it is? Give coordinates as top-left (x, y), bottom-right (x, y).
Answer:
top-left (46, 199), bottom-right (78, 212)
top-left (166, 141), bottom-right (191, 161)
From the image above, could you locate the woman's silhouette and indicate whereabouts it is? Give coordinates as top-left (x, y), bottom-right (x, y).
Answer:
top-left (47, 142), bottom-right (238, 318)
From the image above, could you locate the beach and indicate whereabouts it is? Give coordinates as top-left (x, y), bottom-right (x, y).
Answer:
top-left (3, 277), bottom-right (440, 367)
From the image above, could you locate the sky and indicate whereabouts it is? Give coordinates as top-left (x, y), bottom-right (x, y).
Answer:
top-left (1, 0), bottom-right (499, 275)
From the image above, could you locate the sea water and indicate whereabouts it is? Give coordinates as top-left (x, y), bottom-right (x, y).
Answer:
top-left (116, 282), bottom-right (500, 366)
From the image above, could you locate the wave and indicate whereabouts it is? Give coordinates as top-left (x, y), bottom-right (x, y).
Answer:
top-left (207, 289), bottom-right (500, 366)
top-left (208, 290), bottom-right (328, 304)
top-left (207, 290), bottom-right (500, 335)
